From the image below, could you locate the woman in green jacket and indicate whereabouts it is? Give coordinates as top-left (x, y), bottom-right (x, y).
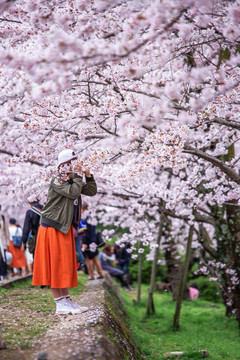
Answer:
top-left (32, 149), bottom-right (97, 315)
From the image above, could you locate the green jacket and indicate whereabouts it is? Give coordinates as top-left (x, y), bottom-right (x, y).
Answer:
top-left (41, 174), bottom-right (97, 234)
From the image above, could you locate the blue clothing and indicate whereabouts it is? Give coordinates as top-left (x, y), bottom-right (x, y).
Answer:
top-left (75, 236), bottom-right (85, 264)
top-left (99, 251), bottom-right (128, 287)
top-left (99, 252), bottom-right (124, 277)
top-left (78, 219), bottom-right (87, 234)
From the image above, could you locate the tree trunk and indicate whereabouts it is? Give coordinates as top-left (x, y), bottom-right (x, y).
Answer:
top-left (137, 241), bottom-right (143, 303)
top-left (165, 237), bottom-right (182, 300)
top-left (146, 211), bottom-right (165, 315)
top-left (225, 202), bottom-right (240, 327)
top-left (207, 203), bottom-right (240, 326)
top-left (173, 225), bottom-right (194, 330)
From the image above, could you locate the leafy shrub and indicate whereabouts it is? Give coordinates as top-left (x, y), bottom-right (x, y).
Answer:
top-left (129, 253), bottom-right (168, 284)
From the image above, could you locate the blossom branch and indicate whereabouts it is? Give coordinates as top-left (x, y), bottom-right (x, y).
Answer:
top-left (183, 144), bottom-right (240, 185)
top-left (0, 149), bottom-right (44, 166)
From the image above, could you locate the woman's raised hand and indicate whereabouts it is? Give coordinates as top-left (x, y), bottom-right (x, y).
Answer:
top-left (84, 170), bottom-right (91, 178)
top-left (72, 160), bottom-right (91, 177)
top-left (73, 161), bottom-right (83, 175)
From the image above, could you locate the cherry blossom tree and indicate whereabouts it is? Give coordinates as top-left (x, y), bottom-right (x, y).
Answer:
top-left (0, 0), bottom-right (240, 324)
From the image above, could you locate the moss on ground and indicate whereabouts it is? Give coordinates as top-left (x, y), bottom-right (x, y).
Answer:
top-left (102, 278), bottom-right (143, 360)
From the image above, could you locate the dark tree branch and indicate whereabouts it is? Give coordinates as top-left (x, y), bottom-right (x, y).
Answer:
top-left (0, 149), bottom-right (44, 166)
top-left (198, 224), bottom-right (218, 258)
top-left (98, 190), bottom-right (215, 225)
top-left (211, 117), bottom-right (240, 130)
top-left (183, 144), bottom-right (240, 185)
top-left (162, 208), bottom-right (215, 226)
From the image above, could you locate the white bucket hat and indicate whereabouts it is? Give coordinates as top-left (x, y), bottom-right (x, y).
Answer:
top-left (58, 149), bottom-right (77, 167)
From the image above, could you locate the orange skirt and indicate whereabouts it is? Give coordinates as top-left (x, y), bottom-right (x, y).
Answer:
top-left (32, 225), bottom-right (78, 288)
top-left (8, 241), bottom-right (27, 268)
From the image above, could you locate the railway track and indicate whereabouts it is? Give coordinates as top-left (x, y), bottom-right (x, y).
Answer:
top-left (0, 273), bottom-right (32, 289)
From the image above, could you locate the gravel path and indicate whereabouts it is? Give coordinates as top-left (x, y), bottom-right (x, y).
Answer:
top-left (32, 281), bottom-right (107, 360)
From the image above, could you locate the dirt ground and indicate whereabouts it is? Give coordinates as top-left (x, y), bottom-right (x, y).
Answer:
top-left (0, 275), bottom-right (142, 360)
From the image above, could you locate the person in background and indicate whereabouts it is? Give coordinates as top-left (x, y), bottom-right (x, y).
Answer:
top-left (8, 218), bottom-right (27, 276)
top-left (114, 244), bottom-right (131, 275)
top-left (32, 149), bottom-right (97, 315)
top-left (74, 219), bottom-right (86, 271)
top-left (81, 203), bottom-right (104, 280)
top-left (189, 282), bottom-right (199, 300)
top-left (21, 197), bottom-right (43, 270)
top-left (99, 245), bottom-right (131, 290)
top-left (0, 207), bottom-right (10, 280)
top-left (114, 244), bottom-right (134, 289)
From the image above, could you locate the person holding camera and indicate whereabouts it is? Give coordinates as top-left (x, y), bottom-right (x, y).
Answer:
top-left (32, 149), bottom-right (97, 315)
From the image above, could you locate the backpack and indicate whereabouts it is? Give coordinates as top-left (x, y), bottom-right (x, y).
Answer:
top-left (12, 227), bottom-right (22, 248)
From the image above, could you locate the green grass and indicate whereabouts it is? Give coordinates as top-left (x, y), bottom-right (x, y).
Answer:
top-left (122, 285), bottom-right (240, 360)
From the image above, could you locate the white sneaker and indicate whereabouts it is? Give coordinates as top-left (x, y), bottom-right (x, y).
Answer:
top-left (66, 299), bottom-right (88, 313)
top-left (55, 299), bottom-right (73, 315)
top-left (55, 298), bottom-right (85, 315)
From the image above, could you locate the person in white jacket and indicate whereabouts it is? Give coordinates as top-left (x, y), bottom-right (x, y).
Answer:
top-left (8, 218), bottom-right (27, 276)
